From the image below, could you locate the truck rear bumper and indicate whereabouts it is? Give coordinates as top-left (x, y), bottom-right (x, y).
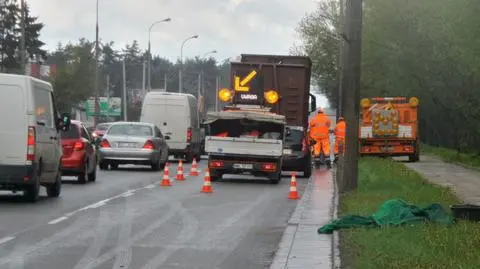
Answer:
top-left (360, 139), bottom-right (417, 155)
top-left (208, 156), bottom-right (281, 178)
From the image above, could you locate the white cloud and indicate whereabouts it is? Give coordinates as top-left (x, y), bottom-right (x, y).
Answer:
top-left (27, 0), bottom-right (317, 62)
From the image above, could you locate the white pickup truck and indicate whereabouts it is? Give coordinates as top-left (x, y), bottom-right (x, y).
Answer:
top-left (204, 110), bottom-right (287, 184)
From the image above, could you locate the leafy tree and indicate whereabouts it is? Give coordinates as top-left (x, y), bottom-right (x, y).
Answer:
top-left (0, 0), bottom-right (19, 72)
top-left (295, 0), bottom-right (480, 152)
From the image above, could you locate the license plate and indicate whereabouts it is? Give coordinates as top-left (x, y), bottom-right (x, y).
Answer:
top-left (119, 142), bottom-right (136, 148)
top-left (283, 149), bottom-right (292, 155)
top-left (381, 146), bottom-right (393, 152)
top-left (233, 163), bottom-right (253, 169)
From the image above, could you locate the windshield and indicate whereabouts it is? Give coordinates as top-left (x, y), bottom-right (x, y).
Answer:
top-left (107, 124), bottom-right (153, 137)
top-left (61, 125), bottom-right (80, 139)
top-left (96, 123), bottom-right (110, 131)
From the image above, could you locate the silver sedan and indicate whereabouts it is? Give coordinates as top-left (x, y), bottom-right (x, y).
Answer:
top-left (98, 121), bottom-right (170, 171)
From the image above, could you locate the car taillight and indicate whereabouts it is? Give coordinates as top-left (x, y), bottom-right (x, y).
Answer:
top-left (26, 126), bottom-right (35, 162)
top-left (187, 127), bottom-right (192, 143)
top-left (209, 160), bottom-right (224, 168)
top-left (100, 139), bottom-right (111, 148)
top-left (74, 141), bottom-right (85, 151)
top-left (262, 163), bottom-right (277, 171)
top-left (302, 138), bottom-right (308, 152)
top-left (143, 140), bottom-right (155, 149)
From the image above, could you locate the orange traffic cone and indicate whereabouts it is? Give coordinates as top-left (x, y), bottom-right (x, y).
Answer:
top-left (160, 163), bottom-right (172, 187)
top-left (288, 172), bottom-right (300, 200)
top-left (176, 160), bottom-right (185, 181)
top-left (189, 158), bottom-right (199, 176)
top-left (201, 169), bottom-right (213, 193)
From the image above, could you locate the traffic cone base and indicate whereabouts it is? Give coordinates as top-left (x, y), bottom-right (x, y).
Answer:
top-left (201, 169), bottom-right (213, 193)
top-left (190, 158), bottom-right (200, 176)
top-left (160, 163), bottom-right (172, 187)
top-left (176, 160), bottom-right (185, 181)
top-left (288, 172), bottom-right (300, 200)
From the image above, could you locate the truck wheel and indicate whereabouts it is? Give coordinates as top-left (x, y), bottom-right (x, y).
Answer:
top-left (408, 152), bottom-right (420, 162)
top-left (185, 153), bottom-right (194, 163)
top-left (24, 176), bottom-right (40, 203)
top-left (46, 171), bottom-right (62, 198)
top-left (210, 172), bottom-right (221, 182)
top-left (268, 172), bottom-right (281, 184)
top-left (300, 156), bottom-right (312, 178)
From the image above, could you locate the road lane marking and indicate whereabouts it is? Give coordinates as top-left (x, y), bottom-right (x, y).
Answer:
top-left (50, 185), bottom-right (155, 226)
top-left (0, 236), bottom-right (15, 245)
top-left (139, 201), bottom-right (199, 269)
top-left (48, 216), bottom-right (68, 225)
top-left (74, 205), bottom-right (177, 269)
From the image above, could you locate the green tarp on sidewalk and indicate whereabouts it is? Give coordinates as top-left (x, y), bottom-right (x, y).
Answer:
top-left (318, 199), bottom-right (454, 234)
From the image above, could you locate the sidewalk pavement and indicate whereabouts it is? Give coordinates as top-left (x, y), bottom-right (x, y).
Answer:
top-left (403, 155), bottom-right (480, 205)
top-left (270, 168), bottom-right (340, 269)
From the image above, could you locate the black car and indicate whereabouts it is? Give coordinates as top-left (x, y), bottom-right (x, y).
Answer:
top-left (282, 125), bottom-right (312, 178)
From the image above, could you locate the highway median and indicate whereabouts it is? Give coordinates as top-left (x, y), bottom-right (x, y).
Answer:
top-left (338, 157), bottom-right (480, 269)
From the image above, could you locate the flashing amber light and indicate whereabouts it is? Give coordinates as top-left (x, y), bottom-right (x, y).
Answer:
top-left (360, 98), bottom-right (370, 108)
top-left (218, 88), bottom-right (233, 102)
top-left (264, 90), bottom-right (279, 104)
top-left (409, 97), bottom-right (419, 107)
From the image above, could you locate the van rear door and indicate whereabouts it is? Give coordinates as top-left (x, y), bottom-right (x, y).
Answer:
top-left (158, 104), bottom-right (189, 150)
top-left (0, 83), bottom-right (27, 165)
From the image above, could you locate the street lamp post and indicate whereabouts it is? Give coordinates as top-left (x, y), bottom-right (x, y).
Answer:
top-left (202, 50), bottom-right (217, 59)
top-left (147, 18), bottom-right (171, 92)
top-left (178, 34), bottom-right (199, 93)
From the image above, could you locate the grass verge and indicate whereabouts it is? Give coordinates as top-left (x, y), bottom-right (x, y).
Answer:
top-left (422, 144), bottom-right (480, 169)
top-left (340, 157), bottom-right (480, 269)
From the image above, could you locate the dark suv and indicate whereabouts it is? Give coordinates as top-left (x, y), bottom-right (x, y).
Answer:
top-left (282, 125), bottom-right (312, 178)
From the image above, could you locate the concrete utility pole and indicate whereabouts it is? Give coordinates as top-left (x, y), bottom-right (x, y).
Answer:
top-left (341, 0), bottom-right (363, 192)
top-left (122, 58), bottom-right (127, 121)
top-left (215, 76), bottom-right (220, 112)
top-left (147, 18), bottom-right (171, 91)
top-left (337, 0), bottom-right (345, 117)
top-left (94, 0), bottom-right (100, 126)
top-left (19, 0), bottom-right (26, 74)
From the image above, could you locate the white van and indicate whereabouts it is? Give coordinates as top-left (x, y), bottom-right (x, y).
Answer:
top-left (140, 92), bottom-right (202, 163)
top-left (0, 74), bottom-right (71, 202)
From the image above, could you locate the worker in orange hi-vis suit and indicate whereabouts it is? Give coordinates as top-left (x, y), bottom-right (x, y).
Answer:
top-left (308, 108), bottom-right (331, 157)
top-left (334, 117), bottom-right (346, 156)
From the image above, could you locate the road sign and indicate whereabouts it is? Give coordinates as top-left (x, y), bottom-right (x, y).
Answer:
top-left (234, 70), bottom-right (257, 92)
top-left (85, 97), bottom-right (122, 117)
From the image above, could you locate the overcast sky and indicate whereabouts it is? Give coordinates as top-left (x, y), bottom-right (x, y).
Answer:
top-left (28, 0), bottom-right (317, 63)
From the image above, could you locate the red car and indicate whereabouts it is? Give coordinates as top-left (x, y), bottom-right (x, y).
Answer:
top-left (60, 120), bottom-right (97, 183)
top-left (92, 122), bottom-right (112, 139)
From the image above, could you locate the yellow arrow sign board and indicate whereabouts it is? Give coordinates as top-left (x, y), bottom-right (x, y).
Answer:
top-left (234, 70), bottom-right (257, 92)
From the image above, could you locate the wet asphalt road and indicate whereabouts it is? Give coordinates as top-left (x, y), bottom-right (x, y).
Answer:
top-left (0, 158), bottom-right (307, 269)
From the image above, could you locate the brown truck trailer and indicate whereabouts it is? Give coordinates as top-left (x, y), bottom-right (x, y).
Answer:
top-left (216, 54), bottom-right (317, 177)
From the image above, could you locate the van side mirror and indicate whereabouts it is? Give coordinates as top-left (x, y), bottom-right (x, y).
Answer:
top-left (285, 127), bottom-right (292, 137)
top-left (58, 113), bottom-right (71, 131)
top-left (309, 93), bottom-right (317, 112)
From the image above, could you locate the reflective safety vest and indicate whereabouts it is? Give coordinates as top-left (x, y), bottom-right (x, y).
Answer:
top-left (309, 114), bottom-right (331, 139)
top-left (335, 121), bottom-right (346, 139)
